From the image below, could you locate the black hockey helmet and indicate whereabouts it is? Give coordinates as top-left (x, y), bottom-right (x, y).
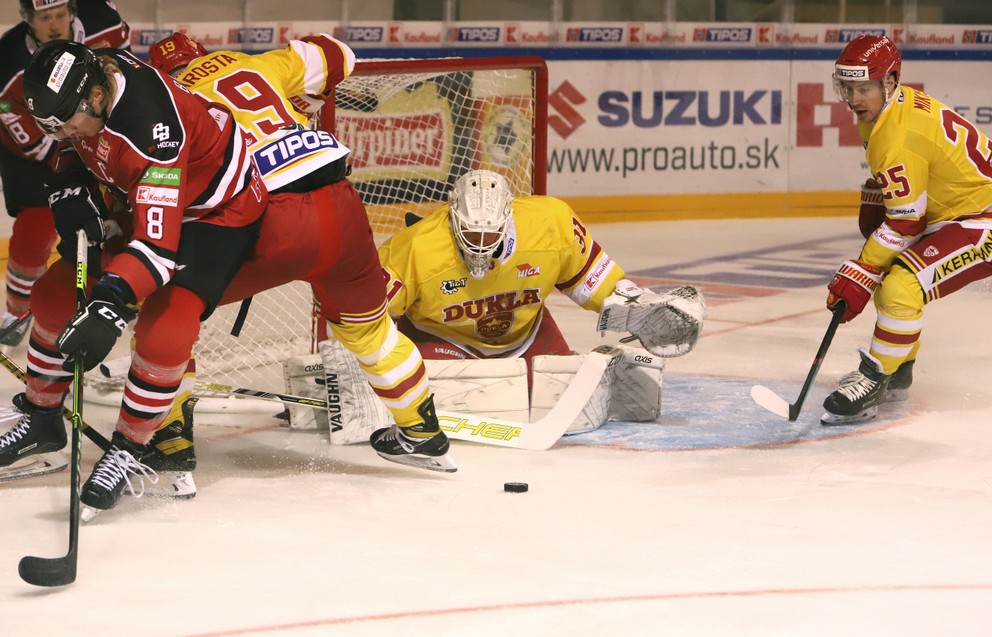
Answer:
top-left (19, 0), bottom-right (77, 21)
top-left (22, 39), bottom-right (106, 135)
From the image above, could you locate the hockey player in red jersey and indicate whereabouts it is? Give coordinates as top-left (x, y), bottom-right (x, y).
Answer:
top-left (146, 32), bottom-right (453, 475)
top-left (0, 0), bottom-right (129, 346)
top-left (0, 39), bottom-right (268, 509)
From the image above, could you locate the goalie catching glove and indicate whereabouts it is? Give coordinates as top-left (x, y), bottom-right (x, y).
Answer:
top-left (57, 278), bottom-right (138, 372)
top-left (597, 280), bottom-right (707, 357)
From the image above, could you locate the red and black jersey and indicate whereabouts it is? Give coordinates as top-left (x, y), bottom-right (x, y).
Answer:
top-left (71, 49), bottom-right (265, 302)
top-left (0, 0), bottom-right (129, 163)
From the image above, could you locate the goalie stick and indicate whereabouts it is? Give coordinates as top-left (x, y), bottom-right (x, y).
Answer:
top-left (19, 230), bottom-right (88, 587)
top-left (750, 302), bottom-right (846, 421)
top-left (99, 353), bottom-right (616, 451)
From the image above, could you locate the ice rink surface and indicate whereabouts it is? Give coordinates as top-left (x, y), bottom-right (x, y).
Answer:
top-left (2, 216), bottom-right (992, 636)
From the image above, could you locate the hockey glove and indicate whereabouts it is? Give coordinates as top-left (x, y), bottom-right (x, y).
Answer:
top-left (858, 177), bottom-right (886, 239)
top-left (57, 282), bottom-right (137, 372)
top-left (47, 166), bottom-right (108, 248)
top-left (826, 260), bottom-right (882, 323)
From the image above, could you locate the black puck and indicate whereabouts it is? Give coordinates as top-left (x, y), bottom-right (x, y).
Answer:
top-left (504, 482), bottom-right (528, 493)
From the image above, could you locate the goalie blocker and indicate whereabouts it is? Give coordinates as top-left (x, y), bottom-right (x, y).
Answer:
top-left (284, 341), bottom-right (666, 444)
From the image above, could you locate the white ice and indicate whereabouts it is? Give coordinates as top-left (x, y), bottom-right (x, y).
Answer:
top-left (2, 216), bottom-right (991, 636)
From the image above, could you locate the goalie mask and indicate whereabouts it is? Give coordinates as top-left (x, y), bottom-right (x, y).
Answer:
top-left (832, 34), bottom-right (901, 104)
top-left (449, 170), bottom-right (514, 280)
top-left (22, 39), bottom-right (106, 138)
top-left (149, 32), bottom-right (208, 76)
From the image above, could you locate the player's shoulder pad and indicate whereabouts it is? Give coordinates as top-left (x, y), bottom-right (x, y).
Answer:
top-left (0, 25), bottom-right (33, 90)
top-left (104, 50), bottom-right (185, 162)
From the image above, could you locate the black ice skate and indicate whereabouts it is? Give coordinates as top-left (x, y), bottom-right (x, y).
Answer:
top-left (0, 393), bottom-right (67, 478)
top-left (0, 311), bottom-right (30, 347)
top-left (821, 349), bottom-right (891, 426)
top-left (885, 359), bottom-right (914, 403)
top-left (81, 431), bottom-right (158, 512)
top-left (140, 397), bottom-right (197, 500)
top-left (370, 396), bottom-right (457, 473)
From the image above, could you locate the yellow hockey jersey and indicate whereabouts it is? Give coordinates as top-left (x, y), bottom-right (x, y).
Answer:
top-left (173, 34), bottom-right (354, 191)
top-left (859, 85), bottom-right (992, 269)
top-left (379, 195), bottom-right (626, 357)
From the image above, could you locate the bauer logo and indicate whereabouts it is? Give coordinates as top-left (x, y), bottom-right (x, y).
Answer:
top-left (566, 27), bottom-right (623, 42)
top-left (825, 28), bottom-right (885, 43)
top-left (228, 28), bottom-right (274, 44)
top-left (336, 26), bottom-right (384, 42)
top-left (455, 26), bottom-right (500, 42)
top-left (963, 30), bottom-right (992, 44)
top-left (693, 28), bottom-right (752, 42)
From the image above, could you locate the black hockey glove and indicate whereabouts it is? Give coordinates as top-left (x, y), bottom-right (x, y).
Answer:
top-left (57, 282), bottom-right (137, 372)
top-left (47, 166), bottom-right (108, 248)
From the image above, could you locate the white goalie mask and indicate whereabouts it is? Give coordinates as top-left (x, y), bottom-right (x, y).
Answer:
top-left (449, 170), bottom-right (514, 279)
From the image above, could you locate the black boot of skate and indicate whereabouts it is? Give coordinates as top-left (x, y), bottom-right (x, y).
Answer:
top-left (885, 359), bottom-right (914, 403)
top-left (81, 431), bottom-right (158, 511)
top-left (822, 350), bottom-right (891, 426)
top-left (0, 393), bottom-right (67, 469)
top-left (370, 395), bottom-right (457, 473)
top-left (140, 396), bottom-right (198, 499)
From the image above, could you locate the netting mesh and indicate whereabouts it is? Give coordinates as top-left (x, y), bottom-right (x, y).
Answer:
top-left (188, 58), bottom-right (543, 399)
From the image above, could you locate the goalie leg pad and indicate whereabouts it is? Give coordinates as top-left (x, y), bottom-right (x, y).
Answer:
top-left (531, 346), bottom-right (620, 434)
top-left (424, 357), bottom-right (529, 422)
top-left (318, 340), bottom-right (393, 445)
top-left (608, 347), bottom-right (664, 422)
top-left (283, 355), bottom-right (331, 431)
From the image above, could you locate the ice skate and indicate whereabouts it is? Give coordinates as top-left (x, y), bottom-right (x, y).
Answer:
top-left (0, 393), bottom-right (67, 470)
top-left (370, 396), bottom-right (457, 473)
top-left (0, 311), bottom-right (30, 346)
top-left (81, 431), bottom-right (158, 512)
top-left (884, 359), bottom-right (914, 403)
top-left (139, 397), bottom-right (198, 500)
top-left (821, 350), bottom-right (891, 426)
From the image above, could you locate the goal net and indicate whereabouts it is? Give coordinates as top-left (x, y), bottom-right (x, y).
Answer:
top-left (85, 56), bottom-right (548, 414)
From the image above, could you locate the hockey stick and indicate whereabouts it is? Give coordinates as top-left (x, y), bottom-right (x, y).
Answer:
top-left (19, 229), bottom-right (87, 587)
top-left (125, 352), bottom-right (615, 451)
top-left (749, 301), bottom-right (847, 421)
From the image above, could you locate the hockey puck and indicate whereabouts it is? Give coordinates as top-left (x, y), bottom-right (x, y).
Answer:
top-left (504, 482), bottom-right (528, 493)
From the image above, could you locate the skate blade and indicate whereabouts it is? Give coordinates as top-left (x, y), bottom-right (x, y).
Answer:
top-left (81, 505), bottom-right (103, 523)
top-left (127, 471), bottom-right (197, 500)
top-left (0, 452), bottom-right (68, 483)
top-left (820, 406), bottom-right (879, 426)
top-left (375, 451), bottom-right (458, 473)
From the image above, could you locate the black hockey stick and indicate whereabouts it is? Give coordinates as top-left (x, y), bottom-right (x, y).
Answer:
top-left (750, 301), bottom-right (846, 422)
top-left (19, 229), bottom-right (88, 587)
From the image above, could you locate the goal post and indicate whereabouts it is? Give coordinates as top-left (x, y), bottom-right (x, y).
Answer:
top-left (86, 55), bottom-right (549, 413)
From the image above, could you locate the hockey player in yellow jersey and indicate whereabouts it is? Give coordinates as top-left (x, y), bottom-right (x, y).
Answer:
top-left (822, 34), bottom-right (992, 425)
top-left (145, 33), bottom-right (454, 473)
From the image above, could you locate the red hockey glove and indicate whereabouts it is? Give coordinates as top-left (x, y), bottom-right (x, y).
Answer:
top-left (826, 260), bottom-right (883, 323)
top-left (858, 177), bottom-right (886, 238)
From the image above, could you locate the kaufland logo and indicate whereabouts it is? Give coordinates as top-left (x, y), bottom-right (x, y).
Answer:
top-left (566, 27), bottom-right (623, 42)
top-left (333, 26), bottom-right (384, 42)
top-left (693, 27), bottom-right (752, 42)
top-left (825, 28), bottom-right (885, 43)
top-left (455, 26), bottom-right (500, 42)
top-left (963, 30), bottom-right (992, 44)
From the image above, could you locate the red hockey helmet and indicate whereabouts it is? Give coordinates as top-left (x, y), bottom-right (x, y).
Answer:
top-left (148, 32), bottom-right (208, 76)
top-left (833, 34), bottom-right (901, 84)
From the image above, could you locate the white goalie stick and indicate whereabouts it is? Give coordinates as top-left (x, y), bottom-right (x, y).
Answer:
top-left (750, 302), bottom-right (846, 421)
top-left (98, 351), bottom-right (618, 451)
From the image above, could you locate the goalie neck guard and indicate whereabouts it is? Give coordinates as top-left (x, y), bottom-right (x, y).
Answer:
top-left (449, 170), bottom-right (514, 280)
top-left (148, 32), bottom-right (209, 76)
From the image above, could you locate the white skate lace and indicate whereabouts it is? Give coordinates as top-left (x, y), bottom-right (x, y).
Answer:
top-left (379, 425), bottom-right (415, 453)
top-left (835, 372), bottom-right (878, 402)
top-left (0, 420), bottom-right (31, 449)
top-left (90, 447), bottom-right (159, 498)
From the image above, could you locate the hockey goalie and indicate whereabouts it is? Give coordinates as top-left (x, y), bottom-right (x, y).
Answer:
top-left (286, 169), bottom-right (707, 443)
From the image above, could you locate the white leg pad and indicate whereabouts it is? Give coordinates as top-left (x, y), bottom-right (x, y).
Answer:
top-left (609, 351), bottom-right (664, 422)
top-left (531, 346), bottom-right (619, 434)
top-left (282, 354), bottom-right (330, 431)
top-left (425, 358), bottom-right (529, 422)
top-left (318, 340), bottom-right (393, 445)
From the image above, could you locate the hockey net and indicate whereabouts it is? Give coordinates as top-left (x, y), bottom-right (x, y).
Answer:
top-left (86, 56), bottom-right (548, 412)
